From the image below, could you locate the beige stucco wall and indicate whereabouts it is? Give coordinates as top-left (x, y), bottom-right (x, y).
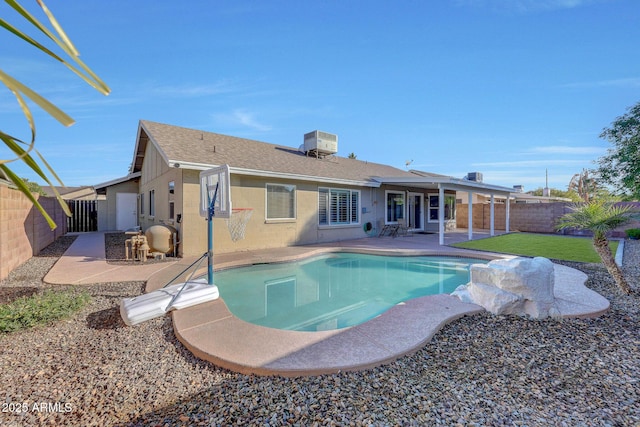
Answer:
top-left (178, 172), bottom-right (382, 256)
top-left (138, 142), bottom-right (182, 232)
top-left (177, 177), bottom-right (447, 256)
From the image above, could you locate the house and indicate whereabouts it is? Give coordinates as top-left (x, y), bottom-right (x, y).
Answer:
top-left (104, 120), bottom-right (514, 256)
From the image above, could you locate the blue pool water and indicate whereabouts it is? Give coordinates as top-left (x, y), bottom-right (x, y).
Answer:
top-left (213, 253), bottom-right (486, 332)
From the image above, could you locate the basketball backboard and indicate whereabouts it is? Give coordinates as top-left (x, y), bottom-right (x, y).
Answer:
top-left (199, 164), bottom-right (231, 219)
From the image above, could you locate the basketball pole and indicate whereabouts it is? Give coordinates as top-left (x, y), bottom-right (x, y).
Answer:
top-left (207, 183), bottom-right (219, 286)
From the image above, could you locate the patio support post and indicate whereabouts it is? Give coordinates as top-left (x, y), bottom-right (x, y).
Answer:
top-left (505, 194), bottom-right (511, 233)
top-left (468, 191), bottom-right (473, 241)
top-left (490, 194), bottom-right (495, 236)
top-left (438, 185), bottom-right (445, 245)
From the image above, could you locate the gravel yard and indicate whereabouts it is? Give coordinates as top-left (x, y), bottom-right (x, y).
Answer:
top-left (0, 237), bottom-right (638, 426)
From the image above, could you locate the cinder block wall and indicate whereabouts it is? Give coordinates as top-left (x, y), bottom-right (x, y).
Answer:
top-left (509, 203), bottom-right (572, 233)
top-left (0, 184), bottom-right (67, 281)
top-left (456, 201), bottom-right (640, 236)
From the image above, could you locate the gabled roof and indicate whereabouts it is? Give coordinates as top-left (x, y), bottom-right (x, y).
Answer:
top-left (132, 120), bottom-right (417, 187)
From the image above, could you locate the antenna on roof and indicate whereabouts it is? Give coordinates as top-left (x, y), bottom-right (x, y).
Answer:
top-left (405, 159), bottom-right (413, 168)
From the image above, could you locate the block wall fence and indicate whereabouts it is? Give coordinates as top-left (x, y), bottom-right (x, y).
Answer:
top-left (456, 202), bottom-right (640, 237)
top-left (0, 183), bottom-right (67, 281)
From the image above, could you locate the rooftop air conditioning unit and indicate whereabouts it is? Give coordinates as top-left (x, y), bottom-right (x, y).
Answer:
top-left (513, 185), bottom-right (524, 193)
top-left (304, 131), bottom-right (338, 157)
top-left (466, 172), bottom-right (483, 182)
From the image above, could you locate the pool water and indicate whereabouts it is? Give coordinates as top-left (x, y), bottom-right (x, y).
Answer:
top-left (213, 253), bottom-right (486, 332)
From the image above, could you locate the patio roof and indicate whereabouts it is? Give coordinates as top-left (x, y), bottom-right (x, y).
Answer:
top-left (374, 175), bottom-right (513, 195)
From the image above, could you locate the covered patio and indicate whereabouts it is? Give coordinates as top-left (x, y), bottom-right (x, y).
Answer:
top-left (374, 173), bottom-right (514, 245)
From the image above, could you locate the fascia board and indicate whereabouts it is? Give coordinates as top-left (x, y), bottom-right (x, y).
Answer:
top-left (169, 161), bottom-right (380, 188)
top-left (138, 121), bottom-right (171, 169)
top-left (93, 172), bottom-right (141, 189)
top-left (129, 124), bottom-right (144, 174)
top-left (373, 176), bottom-right (513, 195)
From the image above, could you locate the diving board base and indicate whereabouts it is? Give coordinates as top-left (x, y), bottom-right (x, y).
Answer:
top-left (120, 279), bottom-right (219, 326)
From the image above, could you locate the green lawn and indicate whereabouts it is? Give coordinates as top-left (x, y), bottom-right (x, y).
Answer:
top-left (451, 232), bottom-right (619, 263)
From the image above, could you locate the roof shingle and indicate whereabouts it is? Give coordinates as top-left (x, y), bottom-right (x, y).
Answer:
top-left (137, 120), bottom-right (416, 184)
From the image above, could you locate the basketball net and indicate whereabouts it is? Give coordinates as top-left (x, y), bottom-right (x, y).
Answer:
top-left (225, 208), bottom-right (253, 242)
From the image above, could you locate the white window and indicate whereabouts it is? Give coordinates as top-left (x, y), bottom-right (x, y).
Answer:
top-left (318, 188), bottom-right (360, 226)
top-left (149, 189), bottom-right (155, 217)
top-left (266, 184), bottom-right (296, 219)
top-left (428, 194), bottom-right (456, 222)
top-left (386, 191), bottom-right (405, 223)
top-left (168, 181), bottom-right (175, 220)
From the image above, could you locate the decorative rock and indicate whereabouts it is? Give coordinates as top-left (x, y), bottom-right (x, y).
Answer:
top-left (452, 257), bottom-right (559, 319)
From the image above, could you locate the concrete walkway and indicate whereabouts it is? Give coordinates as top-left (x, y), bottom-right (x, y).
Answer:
top-left (44, 232), bottom-right (181, 285)
top-left (44, 231), bottom-right (611, 377)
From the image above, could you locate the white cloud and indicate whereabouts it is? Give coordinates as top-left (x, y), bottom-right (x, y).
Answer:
top-left (456, 0), bottom-right (601, 13)
top-left (526, 145), bottom-right (605, 155)
top-left (560, 77), bottom-right (640, 89)
top-left (147, 80), bottom-right (238, 98)
top-left (472, 159), bottom-right (589, 168)
top-left (211, 109), bottom-right (272, 132)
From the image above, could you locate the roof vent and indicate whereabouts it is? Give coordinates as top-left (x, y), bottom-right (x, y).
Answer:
top-left (466, 172), bottom-right (483, 182)
top-left (304, 130), bottom-right (338, 158)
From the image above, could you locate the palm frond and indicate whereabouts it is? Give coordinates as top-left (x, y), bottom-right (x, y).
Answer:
top-left (0, 164), bottom-right (57, 229)
top-left (1, 0), bottom-right (109, 229)
top-left (556, 201), bottom-right (639, 236)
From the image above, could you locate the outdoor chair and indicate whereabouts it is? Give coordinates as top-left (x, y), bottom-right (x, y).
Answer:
top-left (378, 221), bottom-right (398, 237)
top-left (395, 218), bottom-right (410, 237)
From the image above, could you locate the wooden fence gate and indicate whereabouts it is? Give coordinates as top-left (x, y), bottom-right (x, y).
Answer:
top-left (66, 200), bottom-right (98, 232)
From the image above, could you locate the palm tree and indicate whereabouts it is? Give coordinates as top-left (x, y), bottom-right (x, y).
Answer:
top-left (556, 200), bottom-right (638, 294)
top-left (568, 169), bottom-right (598, 202)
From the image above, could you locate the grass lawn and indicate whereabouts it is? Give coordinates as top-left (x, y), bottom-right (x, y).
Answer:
top-left (451, 232), bottom-right (619, 263)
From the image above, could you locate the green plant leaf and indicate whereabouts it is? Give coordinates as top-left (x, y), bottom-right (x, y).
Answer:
top-left (3, 0), bottom-right (110, 95)
top-left (0, 69), bottom-right (74, 127)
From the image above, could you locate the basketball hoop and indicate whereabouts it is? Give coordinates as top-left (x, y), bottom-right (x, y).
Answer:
top-left (225, 208), bottom-right (253, 242)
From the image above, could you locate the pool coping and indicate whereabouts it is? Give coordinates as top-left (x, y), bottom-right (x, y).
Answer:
top-left (147, 245), bottom-right (610, 377)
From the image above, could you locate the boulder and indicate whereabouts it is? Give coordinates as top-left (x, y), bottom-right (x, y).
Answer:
top-left (452, 257), bottom-right (560, 319)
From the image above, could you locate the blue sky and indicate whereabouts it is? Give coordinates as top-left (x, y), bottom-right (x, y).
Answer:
top-left (2, 0), bottom-right (639, 191)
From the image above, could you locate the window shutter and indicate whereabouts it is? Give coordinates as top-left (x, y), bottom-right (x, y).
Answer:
top-left (318, 188), bottom-right (328, 225)
top-left (351, 192), bottom-right (359, 223)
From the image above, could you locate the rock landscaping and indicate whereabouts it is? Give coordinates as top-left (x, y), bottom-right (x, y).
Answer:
top-left (0, 237), bottom-right (638, 426)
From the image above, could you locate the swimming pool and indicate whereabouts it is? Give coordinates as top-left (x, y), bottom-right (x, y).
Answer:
top-left (213, 253), bottom-right (486, 332)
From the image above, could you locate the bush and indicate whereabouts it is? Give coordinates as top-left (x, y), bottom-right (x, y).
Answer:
top-left (0, 289), bottom-right (90, 333)
top-left (625, 228), bottom-right (640, 240)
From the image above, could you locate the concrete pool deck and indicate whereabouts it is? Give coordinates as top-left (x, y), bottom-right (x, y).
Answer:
top-left (46, 231), bottom-right (611, 377)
